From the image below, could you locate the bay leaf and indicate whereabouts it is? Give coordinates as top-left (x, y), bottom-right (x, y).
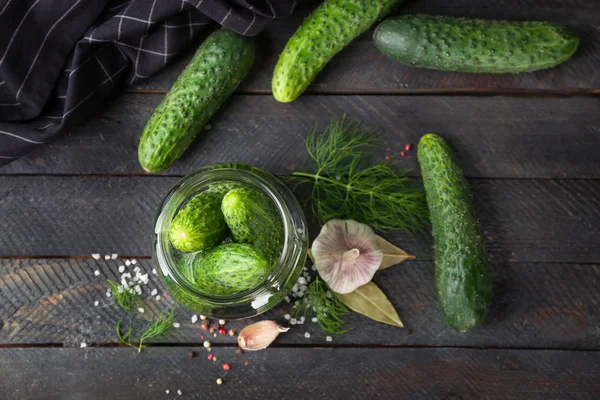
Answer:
top-left (376, 235), bottom-right (415, 270)
top-left (336, 281), bottom-right (403, 328)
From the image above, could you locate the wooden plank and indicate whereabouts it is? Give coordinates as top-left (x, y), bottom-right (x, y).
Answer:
top-left (1, 347), bottom-right (599, 399)
top-left (128, 0), bottom-right (600, 94)
top-left (1, 176), bottom-right (599, 263)
top-left (1, 258), bottom-right (599, 348)
top-left (4, 94), bottom-right (600, 178)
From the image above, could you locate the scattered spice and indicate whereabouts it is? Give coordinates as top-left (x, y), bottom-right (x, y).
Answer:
top-left (222, 363), bottom-right (231, 371)
top-left (405, 143), bottom-right (413, 151)
top-left (208, 354), bottom-right (214, 361)
top-left (218, 319), bottom-right (226, 325)
top-left (203, 341), bottom-right (211, 348)
top-left (228, 329), bottom-right (236, 336)
top-left (400, 150), bottom-right (407, 158)
top-left (216, 378), bottom-right (223, 385)
top-left (219, 328), bottom-right (228, 335)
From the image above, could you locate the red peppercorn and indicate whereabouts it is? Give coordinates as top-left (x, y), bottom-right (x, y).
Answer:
top-left (201, 324), bottom-right (209, 331)
top-left (385, 155), bottom-right (391, 161)
top-left (385, 147), bottom-right (391, 152)
top-left (244, 361), bottom-right (249, 366)
top-left (209, 327), bottom-right (216, 334)
top-left (405, 143), bottom-right (413, 151)
top-left (222, 363), bottom-right (231, 371)
top-left (400, 150), bottom-right (407, 158)
top-left (219, 328), bottom-right (227, 335)
top-left (208, 354), bottom-right (214, 361)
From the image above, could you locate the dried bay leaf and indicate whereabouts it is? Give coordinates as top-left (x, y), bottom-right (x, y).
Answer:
top-left (336, 281), bottom-right (403, 328)
top-left (377, 235), bottom-right (415, 270)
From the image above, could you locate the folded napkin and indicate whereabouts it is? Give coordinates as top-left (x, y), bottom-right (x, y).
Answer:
top-left (0, 0), bottom-right (297, 166)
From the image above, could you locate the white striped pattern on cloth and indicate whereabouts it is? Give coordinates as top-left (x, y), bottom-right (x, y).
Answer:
top-left (0, 0), bottom-right (297, 165)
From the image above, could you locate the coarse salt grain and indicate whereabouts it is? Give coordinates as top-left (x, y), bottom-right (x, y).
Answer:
top-left (133, 266), bottom-right (140, 273)
top-left (138, 307), bottom-right (144, 313)
top-left (131, 259), bottom-right (137, 265)
top-left (165, 390), bottom-right (170, 394)
top-left (173, 322), bottom-right (180, 328)
top-left (218, 319), bottom-right (226, 325)
top-left (191, 315), bottom-right (198, 323)
top-left (284, 314), bottom-right (291, 320)
top-left (152, 268), bottom-right (157, 275)
top-left (92, 253), bottom-right (100, 260)
top-left (94, 270), bottom-right (100, 276)
top-left (177, 390), bottom-right (182, 396)
top-left (311, 317), bottom-right (318, 323)
top-left (106, 292), bottom-right (111, 298)
top-left (111, 253), bottom-right (118, 260)
top-left (125, 260), bottom-right (131, 266)
top-left (326, 336), bottom-right (333, 342)
top-left (298, 277), bottom-right (307, 285)
top-left (118, 265), bottom-right (125, 273)
top-left (155, 295), bottom-right (161, 301)
top-left (304, 332), bottom-right (311, 338)
top-left (290, 318), bottom-right (297, 325)
top-left (104, 255), bottom-right (110, 260)
top-left (94, 301), bottom-right (99, 307)
top-left (80, 342), bottom-right (87, 348)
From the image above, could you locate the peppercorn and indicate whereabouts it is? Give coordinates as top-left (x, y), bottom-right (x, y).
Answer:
top-left (222, 363), bottom-right (231, 371)
top-left (400, 150), bottom-right (407, 158)
top-left (219, 328), bottom-right (227, 335)
top-left (405, 143), bottom-right (413, 151)
top-left (208, 354), bottom-right (214, 361)
top-left (188, 351), bottom-right (197, 359)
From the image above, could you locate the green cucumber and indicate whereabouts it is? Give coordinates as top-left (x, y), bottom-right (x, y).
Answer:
top-left (192, 243), bottom-right (270, 296)
top-left (221, 187), bottom-right (284, 263)
top-left (374, 15), bottom-right (579, 73)
top-left (138, 29), bottom-right (255, 172)
top-left (169, 183), bottom-right (235, 253)
top-left (417, 134), bottom-right (492, 332)
top-left (272, 0), bottom-right (402, 103)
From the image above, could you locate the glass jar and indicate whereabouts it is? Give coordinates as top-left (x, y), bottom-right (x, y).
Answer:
top-left (153, 163), bottom-right (307, 319)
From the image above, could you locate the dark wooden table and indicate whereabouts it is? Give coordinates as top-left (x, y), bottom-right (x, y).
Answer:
top-left (1, 1), bottom-right (600, 399)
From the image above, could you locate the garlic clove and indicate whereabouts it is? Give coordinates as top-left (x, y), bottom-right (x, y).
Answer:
top-left (237, 320), bottom-right (289, 351)
top-left (312, 219), bottom-right (383, 294)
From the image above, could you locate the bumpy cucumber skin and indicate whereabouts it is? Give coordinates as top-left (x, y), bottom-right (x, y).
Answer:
top-left (374, 15), bottom-right (579, 73)
top-left (138, 29), bottom-right (255, 172)
top-left (169, 184), bottom-right (233, 253)
top-left (221, 187), bottom-right (284, 263)
top-left (418, 134), bottom-right (492, 332)
top-left (192, 243), bottom-right (270, 296)
top-left (272, 0), bottom-right (402, 103)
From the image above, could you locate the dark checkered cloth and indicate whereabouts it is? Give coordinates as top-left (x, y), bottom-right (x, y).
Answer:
top-left (0, 0), bottom-right (297, 166)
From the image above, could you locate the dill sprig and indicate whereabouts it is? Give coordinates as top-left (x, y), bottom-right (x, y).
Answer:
top-left (287, 119), bottom-right (429, 232)
top-left (116, 309), bottom-right (174, 353)
top-left (107, 280), bottom-right (139, 312)
top-left (295, 277), bottom-right (349, 335)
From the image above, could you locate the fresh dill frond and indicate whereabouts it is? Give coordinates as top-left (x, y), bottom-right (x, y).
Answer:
top-left (107, 280), bottom-right (140, 312)
top-left (115, 319), bottom-right (137, 349)
top-left (137, 309), bottom-right (174, 352)
top-left (115, 309), bottom-right (175, 353)
top-left (287, 119), bottom-right (429, 232)
top-left (295, 277), bottom-right (349, 335)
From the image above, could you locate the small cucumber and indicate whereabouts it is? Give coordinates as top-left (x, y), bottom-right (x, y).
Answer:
top-left (272, 0), bottom-right (403, 103)
top-left (192, 243), bottom-right (270, 296)
top-left (374, 15), bottom-right (579, 73)
top-left (169, 183), bottom-right (235, 253)
top-left (138, 29), bottom-right (255, 172)
top-left (221, 187), bottom-right (284, 263)
top-left (418, 134), bottom-right (492, 332)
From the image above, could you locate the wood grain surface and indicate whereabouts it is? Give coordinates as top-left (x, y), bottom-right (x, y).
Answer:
top-left (1, 347), bottom-right (599, 400)
top-left (1, 259), bottom-right (598, 349)
top-left (129, 0), bottom-right (600, 94)
top-left (1, 176), bottom-right (599, 263)
top-left (4, 94), bottom-right (599, 177)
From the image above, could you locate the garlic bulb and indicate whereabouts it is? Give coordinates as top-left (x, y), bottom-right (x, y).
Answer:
top-left (237, 320), bottom-right (289, 351)
top-left (311, 220), bottom-right (383, 294)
